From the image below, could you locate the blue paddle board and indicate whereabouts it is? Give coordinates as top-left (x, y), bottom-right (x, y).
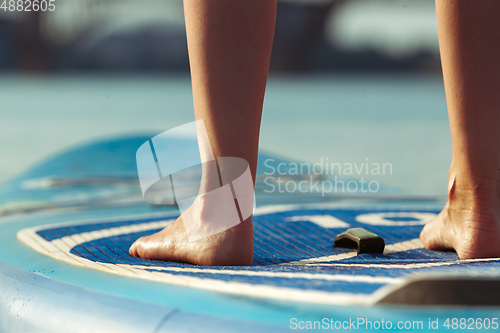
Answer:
top-left (2, 134), bottom-right (500, 332)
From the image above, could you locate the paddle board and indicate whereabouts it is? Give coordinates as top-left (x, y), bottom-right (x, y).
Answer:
top-left (2, 134), bottom-right (499, 332)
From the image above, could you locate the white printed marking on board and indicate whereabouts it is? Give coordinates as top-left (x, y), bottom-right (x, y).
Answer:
top-left (285, 215), bottom-right (350, 229)
top-left (355, 212), bottom-right (437, 226)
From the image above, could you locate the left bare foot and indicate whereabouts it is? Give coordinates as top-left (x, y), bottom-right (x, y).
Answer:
top-left (420, 173), bottom-right (500, 259)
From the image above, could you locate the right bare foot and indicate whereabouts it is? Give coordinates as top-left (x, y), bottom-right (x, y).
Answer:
top-left (421, 171), bottom-right (500, 259)
top-left (132, 151), bottom-right (256, 266)
top-left (129, 212), bottom-right (254, 266)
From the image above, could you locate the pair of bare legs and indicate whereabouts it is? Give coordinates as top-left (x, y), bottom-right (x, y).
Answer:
top-left (130, 0), bottom-right (500, 265)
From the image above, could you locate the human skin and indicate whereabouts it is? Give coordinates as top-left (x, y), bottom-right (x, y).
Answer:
top-left (129, 0), bottom-right (277, 265)
top-left (131, 0), bottom-right (500, 265)
top-left (420, 0), bottom-right (500, 259)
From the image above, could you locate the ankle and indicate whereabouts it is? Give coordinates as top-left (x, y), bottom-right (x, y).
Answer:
top-left (447, 168), bottom-right (500, 215)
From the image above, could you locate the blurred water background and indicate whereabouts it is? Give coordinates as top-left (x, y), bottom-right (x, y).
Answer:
top-left (0, 0), bottom-right (450, 197)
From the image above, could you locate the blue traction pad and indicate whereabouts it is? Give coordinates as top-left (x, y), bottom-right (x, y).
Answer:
top-left (22, 206), bottom-right (500, 305)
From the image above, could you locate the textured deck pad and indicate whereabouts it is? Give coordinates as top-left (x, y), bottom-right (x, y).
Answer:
top-left (17, 206), bottom-right (500, 305)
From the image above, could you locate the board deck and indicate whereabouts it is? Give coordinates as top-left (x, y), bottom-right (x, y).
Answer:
top-left (3, 134), bottom-right (500, 332)
top-left (17, 205), bottom-right (500, 306)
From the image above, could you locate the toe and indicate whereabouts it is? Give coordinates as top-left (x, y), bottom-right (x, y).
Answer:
top-left (420, 212), bottom-right (453, 251)
top-left (419, 219), bottom-right (436, 249)
top-left (129, 237), bottom-right (143, 257)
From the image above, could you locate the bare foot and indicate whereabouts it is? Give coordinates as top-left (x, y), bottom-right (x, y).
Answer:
top-left (129, 213), bottom-right (254, 266)
top-left (420, 172), bottom-right (500, 259)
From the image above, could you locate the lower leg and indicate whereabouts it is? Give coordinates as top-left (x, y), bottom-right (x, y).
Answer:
top-left (421, 0), bottom-right (500, 259)
top-left (129, 0), bottom-right (276, 265)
